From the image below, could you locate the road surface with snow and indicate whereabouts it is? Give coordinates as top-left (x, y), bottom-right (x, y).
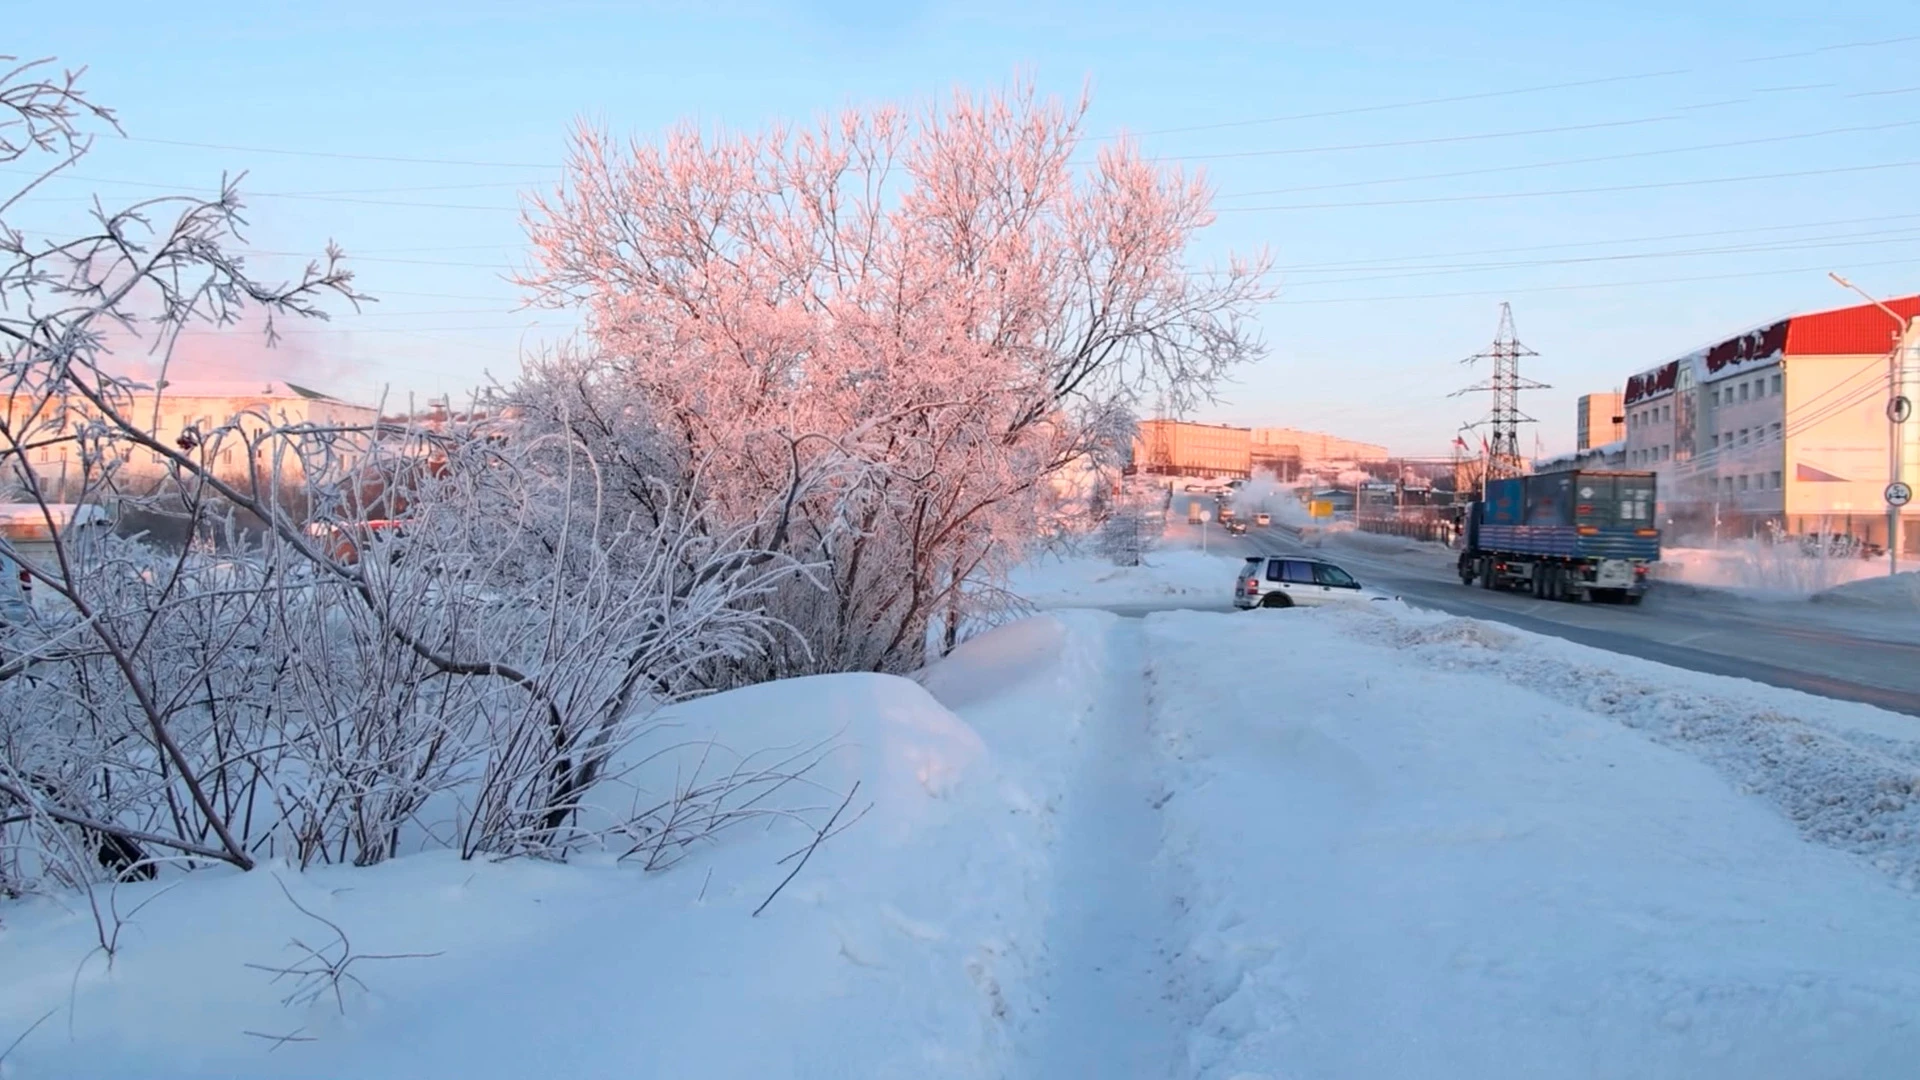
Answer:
top-left (1149, 498), bottom-right (1920, 718)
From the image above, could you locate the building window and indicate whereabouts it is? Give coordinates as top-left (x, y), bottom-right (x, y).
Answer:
top-left (1770, 422), bottom-right (1781, 440)
top-left (1739, 383), bottom-right (1750, 402)
top-left (1711, 388), bottom-right (1721, 406)
top-left (1771, 373), bottom-right (1782, 394)
top-left (1710, 433), bottom-right (1720, 448)
top-left (1739, 475), bottom-right (1749, 492)
top-left (1739, 428), bottom-right (1750, 445)
top-left (1771, 471), bottom-right (1782, 490)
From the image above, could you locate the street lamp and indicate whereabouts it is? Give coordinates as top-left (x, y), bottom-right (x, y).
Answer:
top-left (1828, 273), bottom-right (1917, 577)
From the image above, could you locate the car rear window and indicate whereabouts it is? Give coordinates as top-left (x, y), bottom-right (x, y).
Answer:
top-left (1280, 560), bottom-right (1317, 584)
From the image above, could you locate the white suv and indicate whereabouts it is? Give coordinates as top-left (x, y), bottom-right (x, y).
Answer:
top-left (1233, 555), bottom-right (1395, 609)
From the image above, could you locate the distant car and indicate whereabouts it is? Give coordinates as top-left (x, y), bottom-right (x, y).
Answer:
top-left (1233, 555), bottom-right (1397, 609)
top-left (1217, 506), bottom-right (1236, 522)
top-left (1253, 512), bottom-right (1271, 526)
top-left (1226, 520), bottom-right (1248, 535)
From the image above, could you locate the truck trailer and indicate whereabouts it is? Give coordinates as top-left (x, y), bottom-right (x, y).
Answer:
top-left (1457, 469), bottom-right (1660, 604)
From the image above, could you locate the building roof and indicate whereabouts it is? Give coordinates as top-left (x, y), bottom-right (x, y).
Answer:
top-left (141, 379), bottom-right (364, 405)
top-left (1783, 295), bottom-right (1920, 356)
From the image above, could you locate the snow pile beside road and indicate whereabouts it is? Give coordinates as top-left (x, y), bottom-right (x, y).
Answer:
top-left (1654, 541), bottom-right (1884, 597)
top-left (0, 614), bottom-right (1109, 1080)
top-left (1343, 605), bottom-right (1920, 888)
top-left (1812, 570), bottom-right (1920, 612)
top-left (1007, 545), bottom-right (1240, 608)
top-left (1143, 606), bottom-right (1920, 1080)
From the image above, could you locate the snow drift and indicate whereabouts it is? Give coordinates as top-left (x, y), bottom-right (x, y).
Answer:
top-left (0, 613), bottom-right (1113, 1080)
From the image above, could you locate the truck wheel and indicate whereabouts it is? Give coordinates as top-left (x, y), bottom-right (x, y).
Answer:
top-left (1548, 566), bottom-right (1567, 602)
top-left (1530, 569), bottom-right (1546, 598)
top-left (1479, 558), bottom-right (1495, 590)
top-left (1624, 592), bottom-right (1644, 606)
top-left (1260, 592), bottom-right (1292, 609)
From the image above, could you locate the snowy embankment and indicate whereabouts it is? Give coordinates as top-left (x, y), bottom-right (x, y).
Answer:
top-left (0, 613), bottom-right (1114, 1079)
top-left (1652, 541), bottom-right (1888, 597)
top-left (1146, 603), bottom-right (1920, 1080)
top-left (1007, 544), bottom-right (1242, 608)
top-left (1812, 569), bottom-right (1920, 612)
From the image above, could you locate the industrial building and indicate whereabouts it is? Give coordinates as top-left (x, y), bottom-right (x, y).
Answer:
top-left (1130, 419), bottom-right (1253, 479)
top-left (1251, 427), bottom-right (1389, 474)
top-left (1617, 294), bottom-right (1920, 552)
top-left (1575, 392), bottom-right (1624, 451)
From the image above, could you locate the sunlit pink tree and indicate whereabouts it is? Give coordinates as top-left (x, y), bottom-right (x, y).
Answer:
top-left (522, 79), bottom-right (1270, 671)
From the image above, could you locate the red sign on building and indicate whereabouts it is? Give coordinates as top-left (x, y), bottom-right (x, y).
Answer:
top-left (1623, 359), bottom-right (1679, 406)
top-left (1703, 319), bottom-right (1788, 377)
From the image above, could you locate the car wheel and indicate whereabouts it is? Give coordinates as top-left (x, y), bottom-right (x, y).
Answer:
top-left (1260, 592), bottom-right (1292, 609)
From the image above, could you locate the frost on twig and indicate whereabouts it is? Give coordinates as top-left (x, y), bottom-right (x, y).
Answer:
top-left (243, 874), bottom-right (441, 1015)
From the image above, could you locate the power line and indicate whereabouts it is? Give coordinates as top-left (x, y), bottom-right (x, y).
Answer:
top-left (89, 33), bottom-right (1920, 171)
top-left (1280, 230), bottom-right (1920, 287)
top-left (1101, 32), bottom-right (1920, 141)
top-left (1215, 119), bottom-right (1920, 198)
top-left (115, 135), bottom-right (559, 170)
top-left (1219, 159), bottom-right (1920, 213)
top-left (1266, 255), bottom-right (1920, 306)
top-left (1114, 115), bottom-right (1683, 164)
top-left (1270, 213), bottom-right (1920, 272)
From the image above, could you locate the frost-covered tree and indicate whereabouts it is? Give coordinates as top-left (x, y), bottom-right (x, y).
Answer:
top-left (520, 79), bottom-right (1269, 671)
top-left (0, 56), bottom-right (804, 898)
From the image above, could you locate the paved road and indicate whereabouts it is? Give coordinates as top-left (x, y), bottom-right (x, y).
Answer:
top-left (1161, 494), bottom-right (1920, 717)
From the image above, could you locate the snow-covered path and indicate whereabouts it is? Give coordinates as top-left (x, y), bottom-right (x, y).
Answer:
top-left (1021, 619), bottom-right (1183, 1079)
top-left (1144, 606), bottom-right (1920, 1080)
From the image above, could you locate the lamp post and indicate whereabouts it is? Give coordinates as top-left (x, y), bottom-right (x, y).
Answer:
top-left (1828, 273), bottom-right (1916, 577)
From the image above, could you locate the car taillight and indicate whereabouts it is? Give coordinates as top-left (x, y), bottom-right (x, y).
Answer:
top-left (1245, 578), bottom-right (1259, 591)
top-left (1634, 565), bottom-right (1648, 576)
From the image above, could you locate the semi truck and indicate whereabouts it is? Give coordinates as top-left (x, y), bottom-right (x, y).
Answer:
top-left (1457, 469), bottom-right (1660, 604)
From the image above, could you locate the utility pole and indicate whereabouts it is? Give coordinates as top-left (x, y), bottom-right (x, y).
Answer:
top-left (1450, 302), bottom-right (1549, 488)
top-left (1828, 273), bottom-right (1915, 577)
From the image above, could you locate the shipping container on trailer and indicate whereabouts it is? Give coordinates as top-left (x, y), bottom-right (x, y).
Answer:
top-left (1458, 469), bottom-right (1660, 604)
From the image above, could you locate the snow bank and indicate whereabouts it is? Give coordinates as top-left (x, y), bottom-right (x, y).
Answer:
top-left (1653, 541), bottom-right (1886, 597)
top-left (1006, 545), bottom-right (1241, 608)
top-left (1143, 605), bottom-right (1920, 1080)
top-left (1812, 570), bottom-right (1920, 612)
top-left (0, 613), bottom-right (1114, 1080)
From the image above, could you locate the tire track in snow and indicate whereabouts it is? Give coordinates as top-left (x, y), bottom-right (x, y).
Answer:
top-left (1019, 617), bottom-right (1183, 1079)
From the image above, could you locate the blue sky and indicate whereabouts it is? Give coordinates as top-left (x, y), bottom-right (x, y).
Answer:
top-left (10, 1), bottom-right (1919, 455)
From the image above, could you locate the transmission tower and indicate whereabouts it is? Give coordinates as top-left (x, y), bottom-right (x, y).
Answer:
top-left (1449, 302), bottom-right (1549, 484)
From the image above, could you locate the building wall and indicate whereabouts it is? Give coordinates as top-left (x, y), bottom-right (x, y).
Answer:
top-left (1613, 295), bottom-right (1920, 548)
top-left (1782, 352), bottom-right (1917, 548)
top-left (6, 382), bottom-right (379, 498)
top-left (1132, 419), bottom-right (1253, 479)
top-left (1250, 426), bottom-right (1388, 465)
top-left (1575, 392), bottom-right (1623, 451)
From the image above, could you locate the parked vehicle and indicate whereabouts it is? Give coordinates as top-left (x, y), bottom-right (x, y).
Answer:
top-left (1233, 555), bottom-right (1396, 609)
top-left (1217, 506), bottom-right (1236, 523)
top-left (1226, 520), bottom-right (1248, 536)
top-left (1253, 512), bottom-right (1271, 526)
top-left (1456, 469), bottom-right (1659, 604)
